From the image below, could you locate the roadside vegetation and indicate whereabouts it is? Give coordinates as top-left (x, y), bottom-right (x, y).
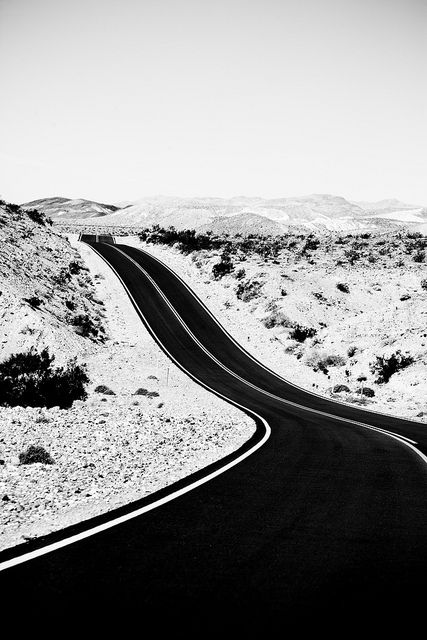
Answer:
top-left (0, 348), bottom-right (89, 409)
top-left (134, 224), bottom-right (426, 420)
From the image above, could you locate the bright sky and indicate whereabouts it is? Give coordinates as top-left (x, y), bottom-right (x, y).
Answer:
top-left (0, 0), bottom-right (426, 205)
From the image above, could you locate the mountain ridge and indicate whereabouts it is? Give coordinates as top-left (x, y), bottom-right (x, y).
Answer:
top-left (21, 193), bottom-right (426, 234)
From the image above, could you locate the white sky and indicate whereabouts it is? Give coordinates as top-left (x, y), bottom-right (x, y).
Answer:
top-left (0, 0), bottom-right (426, 205)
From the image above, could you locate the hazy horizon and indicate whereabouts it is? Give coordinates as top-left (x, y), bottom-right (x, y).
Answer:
top-left (1, 0), bottom-right (426, 205)
top-left (18, 192), bottom-right (425, 208)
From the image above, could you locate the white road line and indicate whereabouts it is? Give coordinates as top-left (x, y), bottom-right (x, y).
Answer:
top-left (136, 245), bottom-right (425, 427)
top-left (0, 246), bottom-right (271, 573)
top-left (114, 245), bottom-right (420, 449)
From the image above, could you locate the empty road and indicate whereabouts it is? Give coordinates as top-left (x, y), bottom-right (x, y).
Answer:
top-left (1, 236), bottom-right (426, 630)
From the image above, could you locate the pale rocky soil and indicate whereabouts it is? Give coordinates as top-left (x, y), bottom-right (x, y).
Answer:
top-left (0, 217), bottom-right (254, 551)
top-left (123, 232), bottom-right (427, 423)
top-left (0, 204), bottom-right (106, 364)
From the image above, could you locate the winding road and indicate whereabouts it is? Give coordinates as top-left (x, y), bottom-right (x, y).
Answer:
top-left (1, 235), bottom-right (426, 628)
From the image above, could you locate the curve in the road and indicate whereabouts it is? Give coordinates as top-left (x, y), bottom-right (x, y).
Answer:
top-left (1, 235), bottom-right (426, 628)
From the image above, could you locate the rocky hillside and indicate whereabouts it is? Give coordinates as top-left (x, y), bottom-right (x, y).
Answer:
top-left (0, 200), bottom-right (106, 364)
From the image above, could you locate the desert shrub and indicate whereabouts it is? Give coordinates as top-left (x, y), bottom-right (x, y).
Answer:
top-left (290, 324), bottom-right (317, 343)
top-left (26, 208), bottom-right (48, 225)
top-left (235, 279), bottom-right (263, 301)
top-left (54, 267), bottom-right (72, 285)
top-left (19, 445), bottom-right (54, 465)
top-left (212, 254), bottom-right (233, 279)
top-left (23, 296), bottom-right (43, 308)
top-left (0, 348), bottom-right (89, 408)
top-left (94, 384), bottom-right (115, 395)
top-left (139, 224), bottom-right (286, 260)
top-left (333, 384), bottom-right (350, 393)
top-left (405, 235), bottom-right (425, 254)
top-left (318, 354), bottom-right (346, 368)
top-left (235, 268), bottom-right (246, 280)
top-left (344, 249), bottom-right (361, 264)
top-left (370, 350), bottom-right (414, 384)
top-left (65, 299), bottom-right (76, 311)
top-left (421, 279), bottom-right (427, 291)
top-left (313, 353), bottom-right (346, 374)
top-left (69, 260), bottom-right (84, 275)
top-left (302, 237), bottom-right (320, 253)
top-left (336, 282), bottom-right (350, 293)
top-left (413, 250), bottom-right (425, 263)
top-left (134, 388), bottom-right (160, 398)
top-left (5, 202), bottom-right (21, 214)
top-left (347, 345), bottom-right (357, 357)
top-left (356, 387), bottom-right (375, 397)
top-left (71, 313), bottom-right (99, 338)
top-left (263, 310), bottom-right (291, 329)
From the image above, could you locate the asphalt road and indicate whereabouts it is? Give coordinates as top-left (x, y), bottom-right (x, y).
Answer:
top-left (1, 236), bottom-right (426, 629)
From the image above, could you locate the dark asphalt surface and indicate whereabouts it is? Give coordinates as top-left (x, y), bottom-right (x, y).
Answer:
top-left (1, 236), bottom-right (426, 630)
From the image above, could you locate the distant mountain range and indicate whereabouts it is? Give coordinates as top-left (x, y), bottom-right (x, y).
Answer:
top-left (21, 194), bottom-right (427, 234)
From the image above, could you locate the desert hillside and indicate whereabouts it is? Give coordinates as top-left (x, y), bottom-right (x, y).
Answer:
top-left (131, 226), bottom-right (427, 422)
top-left (21, 197), bottom-right (120, 220)
top-left (0, 200), bottom-right (107, 363)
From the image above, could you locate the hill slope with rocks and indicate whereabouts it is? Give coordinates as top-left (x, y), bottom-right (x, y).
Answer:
top-left (0, 201), bottom-right (107, 363)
